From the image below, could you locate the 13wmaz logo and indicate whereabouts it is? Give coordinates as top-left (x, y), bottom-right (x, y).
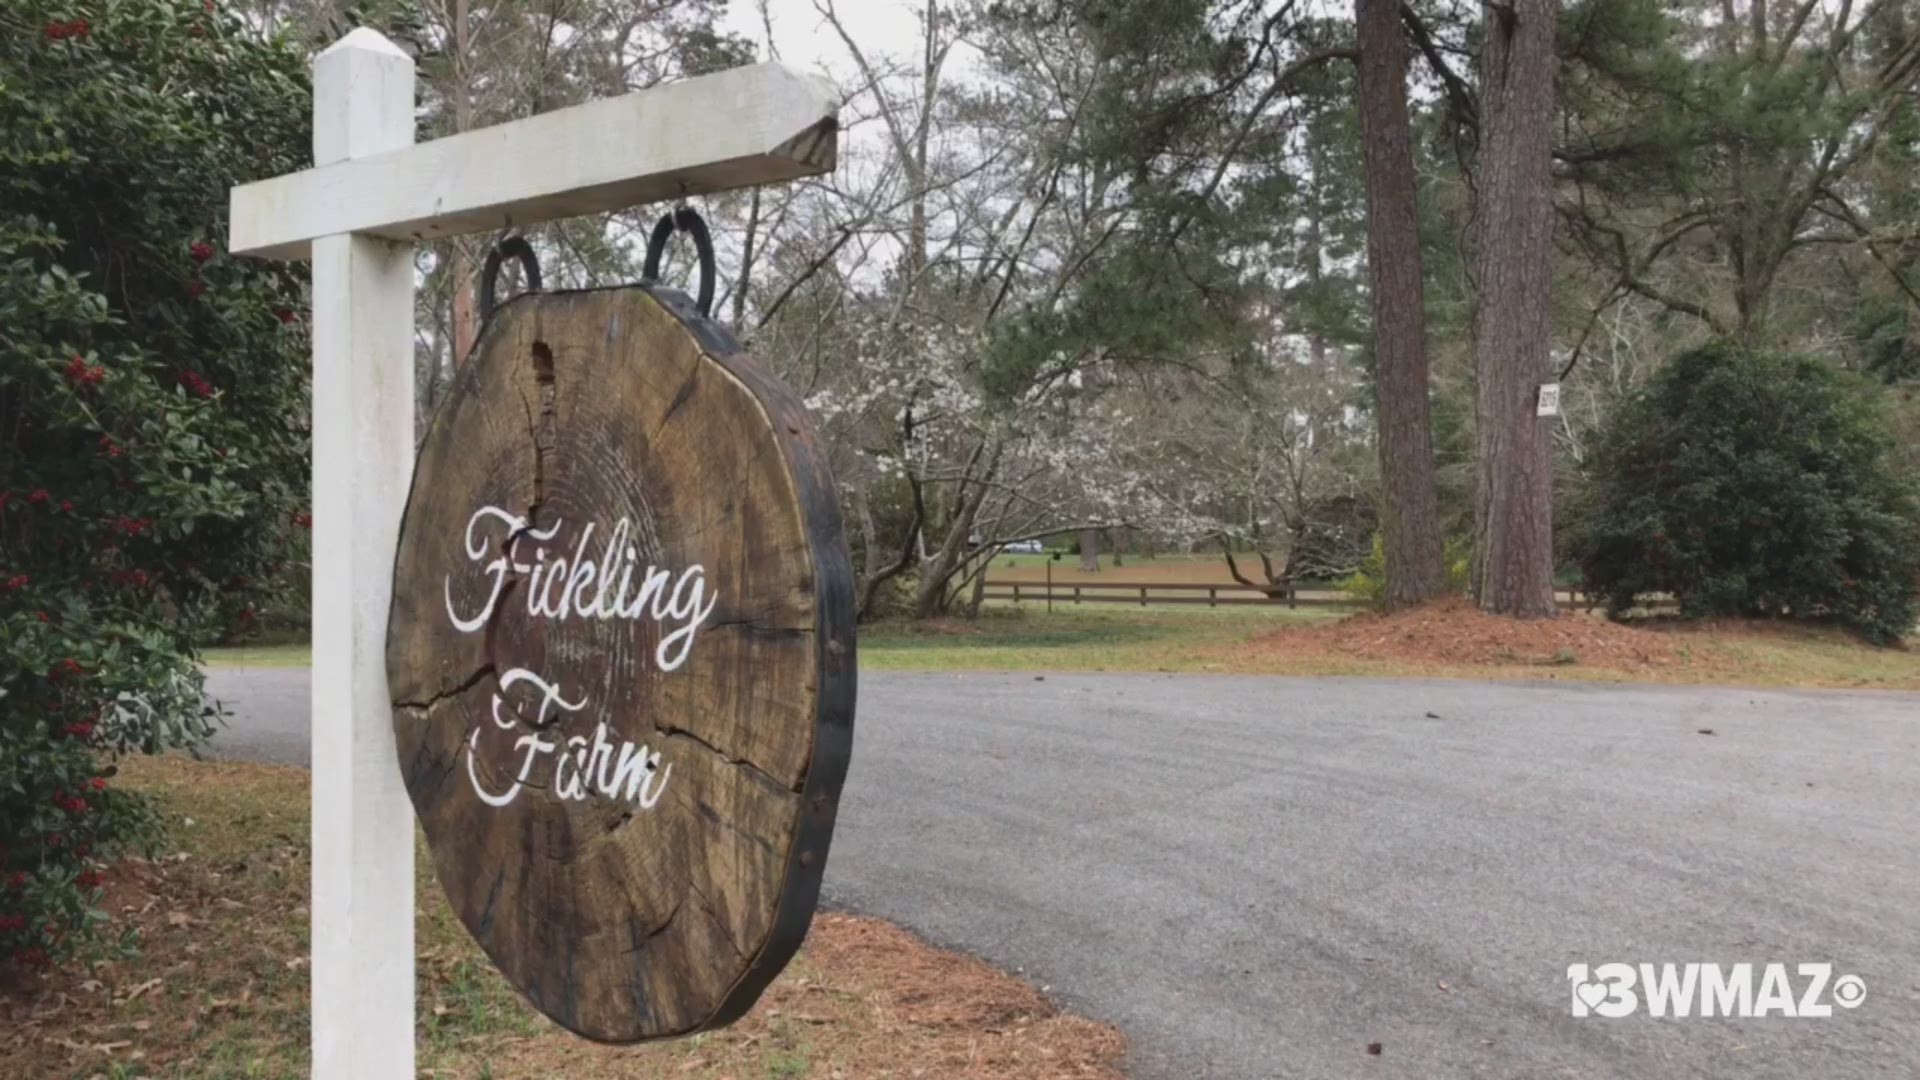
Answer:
top-left (1568, 963), bottom-right (1866, 1018)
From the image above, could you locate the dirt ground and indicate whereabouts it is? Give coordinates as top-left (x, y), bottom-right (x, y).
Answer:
top-left (0, 757), bottom-right (1126, 1080)
top-left (1227, 597), bottom-right (1917, 687)
top-left (1245, 596), bottom-right (1686, 669)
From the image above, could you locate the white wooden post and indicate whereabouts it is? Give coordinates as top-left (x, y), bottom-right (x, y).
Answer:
top-left (306, 28), bottom-right (416, 1080)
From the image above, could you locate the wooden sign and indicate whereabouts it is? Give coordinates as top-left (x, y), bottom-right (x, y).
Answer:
top-left (385, 277), bottom-right (856, 1042)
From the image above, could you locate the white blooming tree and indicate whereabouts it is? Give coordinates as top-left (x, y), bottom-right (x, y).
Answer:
top-left (728, 1), bottom-right (1157, 618)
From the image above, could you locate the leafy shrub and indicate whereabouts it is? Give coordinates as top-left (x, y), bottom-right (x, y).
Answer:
top-left (1342, 534), bottom-right (1471, 607)
top-left (1576, 343), bottom-right (1920, 644)
top-left (1, 0), bottom-right (310, 968)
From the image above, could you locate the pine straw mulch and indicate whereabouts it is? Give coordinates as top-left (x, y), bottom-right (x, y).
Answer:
top-left (1241, 597), bottom-right (1695, 671)
top-left (0, 756), bottom-right (1126, 1080)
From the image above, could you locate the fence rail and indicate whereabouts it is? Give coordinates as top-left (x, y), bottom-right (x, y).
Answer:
top-left (983, 580), bottom-right (1603, 610)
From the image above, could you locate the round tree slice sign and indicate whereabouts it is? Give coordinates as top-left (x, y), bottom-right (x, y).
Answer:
top-left (386, 284), bottom-right (856, 1042)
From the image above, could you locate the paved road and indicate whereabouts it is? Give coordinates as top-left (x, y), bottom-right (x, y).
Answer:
top-left (205, 668), bottom-right (1920, 1079)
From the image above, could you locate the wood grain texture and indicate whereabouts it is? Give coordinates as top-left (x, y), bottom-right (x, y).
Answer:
top-left (386, 284), bottom-right (856, 1042)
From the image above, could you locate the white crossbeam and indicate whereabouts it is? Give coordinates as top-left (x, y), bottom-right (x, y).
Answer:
top-left (230, 60), bottom-right (837, 260)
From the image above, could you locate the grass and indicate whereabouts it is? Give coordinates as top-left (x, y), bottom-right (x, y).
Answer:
top-left (855, 605), bottom-right (1919, 688)
top-left (200, 590), bottom-right (1919, 690)
top-left (0, 757), bottom-right (1125, 1079)
top-left (200, 643), bottom-right (311, 668)
top-left (862, 604), bottom-right (1349, 672)
top-left (1654, 619), bottom-right (1920, 689)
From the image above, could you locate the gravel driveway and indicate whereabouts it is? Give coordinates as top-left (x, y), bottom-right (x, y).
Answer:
top-left (205, 667), bottom-right (1920, 1079)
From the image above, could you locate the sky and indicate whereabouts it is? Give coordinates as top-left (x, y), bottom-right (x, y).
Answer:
top-left (717, 0), bottom-right (980, 84)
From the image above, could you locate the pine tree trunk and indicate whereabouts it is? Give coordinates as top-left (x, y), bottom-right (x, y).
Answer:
top-left (1471, 0), bottom-right (1559, 619)
top-left (1355, 0), bottom-right (1446, 610)
top-left (447, 0), bottom-right (478, 364)
top-left (451, 245), bottom-right (478, 362)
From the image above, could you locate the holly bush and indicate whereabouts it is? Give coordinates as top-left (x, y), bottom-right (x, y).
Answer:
top-left (1577, 343), bottom-right (1920, 644)
top-left (1, 0), bottom-right (311, 968)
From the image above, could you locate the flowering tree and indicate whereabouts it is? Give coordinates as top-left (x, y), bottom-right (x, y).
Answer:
top-left (1089, 323), bottom-right (1377, 595)
top-left (0, 0), bottom-right (311, 968)
top-left (726, 1), bottom-right (1392, 618)
top-left (739, 2), bottom-right (1197, 618)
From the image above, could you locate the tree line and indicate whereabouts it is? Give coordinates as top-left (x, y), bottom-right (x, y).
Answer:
top-left (266, 0), bottom-right (1920, 630)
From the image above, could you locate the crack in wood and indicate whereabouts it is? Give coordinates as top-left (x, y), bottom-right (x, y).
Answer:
top-left (393, 662), bottom-right (497, 711)
top-left (694, 796), bottom-right (777, 859)
top-left (650, 361), bottom-right (700, 441)
top-left (475, 866), bottom-right (507, 937)
top-left (621, 896), bottom-right (683, 954)
top-left (682, 875), bottom-right (748, 962)
top-left (656, 725), bottom-right (798, 795)
top-left (405, 733), bottom-right (459, 799)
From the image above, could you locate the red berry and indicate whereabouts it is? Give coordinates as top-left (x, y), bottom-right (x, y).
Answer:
top-left (27, 489), bottom-right (48, 504)
top-left (190, 241), bottom-right (215, 263)
top-left (89, 777), bottom-right (107, 792)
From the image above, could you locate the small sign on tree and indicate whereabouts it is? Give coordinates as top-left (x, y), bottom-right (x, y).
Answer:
top-left (1537, 382), bottom-right (1562, 417)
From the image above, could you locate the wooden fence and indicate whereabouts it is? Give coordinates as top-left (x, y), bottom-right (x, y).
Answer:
top-left (982, 580), bottom-right (1603, 610)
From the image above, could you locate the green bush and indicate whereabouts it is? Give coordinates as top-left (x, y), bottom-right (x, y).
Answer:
top-left (1, 0), bottom-right (310, 968)
top-left (1341, 534), bottom-right (1471, 607)
top-left (1576, 343), bottom-right (1920, 644)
